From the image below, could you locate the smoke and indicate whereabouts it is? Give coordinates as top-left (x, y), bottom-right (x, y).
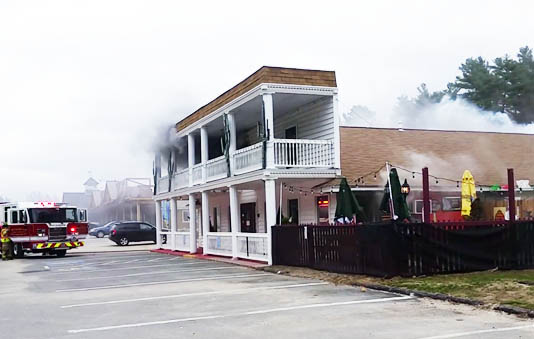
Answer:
top-left (343, 96), bottom-right (534, 186)
top-left (343, 96), bottom-right (534, 134)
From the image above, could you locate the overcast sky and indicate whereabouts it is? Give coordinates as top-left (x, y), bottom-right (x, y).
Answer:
top-left (1, 0), bottom-right (533, 201)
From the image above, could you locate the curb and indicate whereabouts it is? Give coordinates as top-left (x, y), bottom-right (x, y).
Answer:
top-left (262, 267), bottom-right (534, 318)
top-left (349, 282), bottom-right (483, 306)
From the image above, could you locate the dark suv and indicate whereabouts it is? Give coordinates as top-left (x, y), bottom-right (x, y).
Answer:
top-left (109, 222), bottom-right (166, 246)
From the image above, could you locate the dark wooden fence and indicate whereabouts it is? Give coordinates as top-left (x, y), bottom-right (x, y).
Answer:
top-left (271, 220), bottom-right (534, 277)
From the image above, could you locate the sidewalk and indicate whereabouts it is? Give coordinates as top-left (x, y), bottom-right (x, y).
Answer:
top-left (151, 248), bottom-right (268, 269)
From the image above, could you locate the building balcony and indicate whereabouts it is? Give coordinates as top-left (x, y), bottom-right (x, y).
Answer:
top-left (156, 138), bottom-right (335, 194)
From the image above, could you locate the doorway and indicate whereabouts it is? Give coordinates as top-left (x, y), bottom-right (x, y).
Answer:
top-left (288, 199), bottom-right (299, 224)
top-left (240, 202), bottom-right (256, 233)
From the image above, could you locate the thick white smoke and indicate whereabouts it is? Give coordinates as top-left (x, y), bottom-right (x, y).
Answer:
top-left (343, 97), bottom-right (534, 134)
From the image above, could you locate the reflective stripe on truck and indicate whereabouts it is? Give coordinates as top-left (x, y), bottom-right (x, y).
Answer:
top-left (35, 241), bottom-right (84, 249)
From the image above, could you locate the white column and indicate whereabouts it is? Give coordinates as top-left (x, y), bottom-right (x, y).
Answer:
top-left (227, 112), bottom-right (236, 175)
top-left (188, 193), bottom-right (197, 253)
top-left (262, 91), bottom-right (275, 168)
top-left (332, 92), bottom-right (341, 169)
top-left (201, 191), bottom-right (209, 254)
top-left (229, 185), bottom-right (239, 259)
top-left (170, 198), bottom-right (177, 251)
top-left (155, 200), bottom-right (162, 248)
top-left (264, 179), bottom-right (276, 265)
top-left (188, 133), bottom-right (195, 186)
top-left (201, 126), bottom-right (208, 183)
top-left (136, 201), bottom-right (142, 221)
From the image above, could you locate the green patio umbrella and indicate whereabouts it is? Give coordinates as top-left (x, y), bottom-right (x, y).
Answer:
top-left (335, 177), bottom-right (367, 223)
top-left (389, 168), bottom-right (411, 221)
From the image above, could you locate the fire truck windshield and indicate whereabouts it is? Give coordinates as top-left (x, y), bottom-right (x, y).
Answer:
top-left (28, 208), bottom-right (78, 223)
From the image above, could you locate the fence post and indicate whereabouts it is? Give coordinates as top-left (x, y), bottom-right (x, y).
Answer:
top-left (422, 167), bottom-right (431, 223)
top-left (307, 226), bottom-right (315, 267)
top-left (508, 168), bottom-right (516, 223)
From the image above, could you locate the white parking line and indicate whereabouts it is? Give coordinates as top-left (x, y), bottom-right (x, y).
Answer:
top-left (144, 257), bottom-right (173, 263)
top-left (415, 323), bottom-right (534, 338)
top-left (67, 295), bottom-right (413, 333)
top-left (56, 273), bottom-right (271, 292)
top-left (61, 282), bottom-right (329, 308)
top-left (56, 266), bottom-right (245, 282)
top-left (54, 261), bottom-right (209, 273)
top-left (121, 258), bottom-right (144, 264)
top-left (42, 254), bottom-right (160, 265)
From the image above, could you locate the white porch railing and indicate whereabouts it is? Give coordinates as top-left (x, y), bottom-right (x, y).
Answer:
top-left (233, 142), bottom-right (264, 175)
top-left (273, 139), bottom-right (334, 168)
top-left (192, 164), bottom-right (203, 185)
top-left (173, 168), bottom-right (189, 190)
top-left (206, 156), bottom-right (228, 182)
top-left (236, 233), bottom-right (269, 261)
top-left (174, 232), bottom-right (190, 252)
top-left (205, 232), bottom-right (233, 256)
top-left (157, 176), bottom-right (169, 194)
top-left (160, 231), bottom-right (172, 250)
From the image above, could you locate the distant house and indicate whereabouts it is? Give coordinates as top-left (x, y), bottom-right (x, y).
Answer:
top-left (89, 178), bottom-right (155, 225)
top-left (62, 177), bottom-right (99, 209)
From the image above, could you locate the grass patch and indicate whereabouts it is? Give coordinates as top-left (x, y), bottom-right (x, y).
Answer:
top-left (380, 270), bottom-right (534, 309)
top-left (266, 266), bottom-right (534, 310)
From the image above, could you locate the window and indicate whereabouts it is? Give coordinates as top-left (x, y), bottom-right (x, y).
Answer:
top-left (11, 210), bottom-right (18, 224)
top-left (316, 196), bottom-right (329, 224)
top-left (414, 200), bottom-right (439, 214)
top-left (140, 224), bottom-right (152, 231)
top-left (19, 210), bottom-right (27, 223)
top-left (442, 197), bottom-right (462, 211)
top-left (79, 209), bottom-right (87, 222)
top-left (28, 208), bottom-right (78, 223)
top-left (182, 210), bottom-right (189, 223)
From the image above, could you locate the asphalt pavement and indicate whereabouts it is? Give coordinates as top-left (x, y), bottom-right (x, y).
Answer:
top-left (1, 250), bottom-right (534, 338)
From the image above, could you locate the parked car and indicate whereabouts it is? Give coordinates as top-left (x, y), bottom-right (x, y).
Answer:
top-left (88, 222), bottom-right (101, 230)
top-left (89, 221), bottom-right (119, 238)
top-left (109, 221), bottom-right (166, 246)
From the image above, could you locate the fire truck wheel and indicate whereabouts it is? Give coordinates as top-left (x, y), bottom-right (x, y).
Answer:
top-left (55, 250), bottom-right (67, 257)
top-left (13, 243), bottom-right (24, 258)
top-left (119, 237), bottom-right (129, 246)
top-left (97, 231), bottom-right (105, 238)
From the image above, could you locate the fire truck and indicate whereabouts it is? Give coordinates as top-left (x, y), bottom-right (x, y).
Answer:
top-left (0, 201), bottom-right (88, 257)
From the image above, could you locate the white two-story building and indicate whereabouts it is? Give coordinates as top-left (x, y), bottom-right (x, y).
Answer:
top-left (153, 66), bottom-right (342, 264)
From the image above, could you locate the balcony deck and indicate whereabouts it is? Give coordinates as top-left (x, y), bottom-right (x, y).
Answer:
top-left (156, 138), bottom-right (335, 194)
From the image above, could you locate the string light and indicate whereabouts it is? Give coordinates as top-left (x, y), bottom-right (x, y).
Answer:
top-left (390, 163), bottom-right (495, 190)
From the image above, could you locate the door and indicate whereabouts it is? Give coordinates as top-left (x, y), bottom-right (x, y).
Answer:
top-left (285, 126), bottom-right (298, 166)
top-left (288, 199), bottom-right (299, 224)
top-left (139, 223), bottom-right (154, 241)
top-left (240, 203), bottom-right (256, 233)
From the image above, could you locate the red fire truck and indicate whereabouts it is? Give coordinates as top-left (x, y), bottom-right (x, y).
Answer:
top-left (0, 201), bottom-right (88, 257)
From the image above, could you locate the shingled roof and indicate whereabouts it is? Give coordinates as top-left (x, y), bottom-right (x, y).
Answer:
top-left (340, 127), bottom-right (534, 186)
top-left (176, 66), bottom-right (337, 132)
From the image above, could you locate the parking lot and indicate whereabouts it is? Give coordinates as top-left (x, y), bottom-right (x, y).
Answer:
top-left (2, 252), bottom-right (534, 339)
